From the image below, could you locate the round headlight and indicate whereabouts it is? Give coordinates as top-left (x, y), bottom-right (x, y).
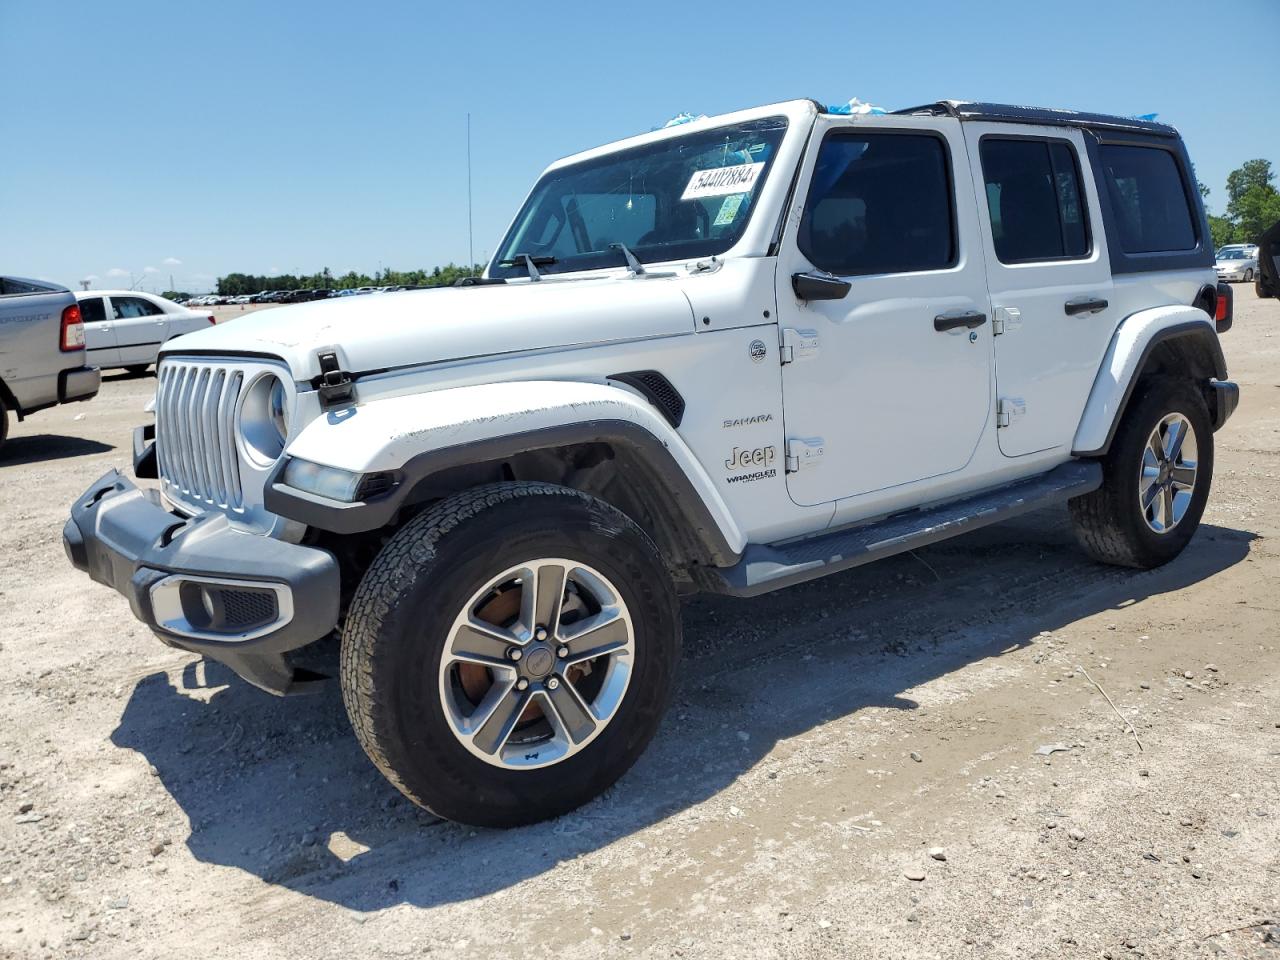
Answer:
top-left (268, 378), bottom-right (288, 444)
top-left (240, 373), bottom-right (290, 466)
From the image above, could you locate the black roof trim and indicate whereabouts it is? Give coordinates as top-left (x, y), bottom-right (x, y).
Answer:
top-left (888, 100), bottom-right (1178, 137)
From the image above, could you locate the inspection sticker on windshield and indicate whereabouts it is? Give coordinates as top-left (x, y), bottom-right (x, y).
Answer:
top-left (713, 194), bottom-right (745, 226)
top-left (681, 161), bottom-right (765, 200)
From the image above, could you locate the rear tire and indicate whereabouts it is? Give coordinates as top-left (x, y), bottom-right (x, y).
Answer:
top-left (1070, 378), bottom-right (1213, 568)
top-left (125, 364), bottom-right (151, 377)
top-left (340, 482), bottom-right (681, 827)
top-left (0, 393), bottom-right (8, 457)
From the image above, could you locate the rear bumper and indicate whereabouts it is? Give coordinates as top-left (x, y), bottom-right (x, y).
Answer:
top-left (60, 365), bottom-right (100, 404)
top-left (63, 470), bottom-right (339, 695)
top-left (1210, 380), bottom-right (1239, 431)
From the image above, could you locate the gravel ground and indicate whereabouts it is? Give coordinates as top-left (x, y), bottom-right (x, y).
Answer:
top-left (1, 288), bottom-right (1277, 959)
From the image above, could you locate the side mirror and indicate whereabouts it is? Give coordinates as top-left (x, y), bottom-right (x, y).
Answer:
top-left (791, 271), bottom-right (851, 302)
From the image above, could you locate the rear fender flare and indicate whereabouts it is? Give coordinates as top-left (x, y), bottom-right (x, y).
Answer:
top-left (1071, 306), bottom-right (1226, 457)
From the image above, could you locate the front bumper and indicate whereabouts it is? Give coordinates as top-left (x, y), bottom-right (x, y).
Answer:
top-left (63, 470), bottom-right (340, 695)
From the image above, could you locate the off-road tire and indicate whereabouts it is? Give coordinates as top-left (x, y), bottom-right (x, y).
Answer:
top-left (340, 481), bottom-right (681, 827)
top-left (1069, 378), bottom-right (1213, 569)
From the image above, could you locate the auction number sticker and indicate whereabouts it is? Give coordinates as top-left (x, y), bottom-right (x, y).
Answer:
top-left (681, 161), bottom-right (765, 200)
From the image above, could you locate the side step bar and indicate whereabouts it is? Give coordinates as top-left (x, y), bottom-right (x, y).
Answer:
top-left (702, 461), bottom-right (1102, 598)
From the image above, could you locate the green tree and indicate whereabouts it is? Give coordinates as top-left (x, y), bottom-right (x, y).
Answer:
top-left (1225, 159), bottom-right (1280, 243)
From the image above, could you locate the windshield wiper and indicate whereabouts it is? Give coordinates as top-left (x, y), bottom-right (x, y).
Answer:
top-left (497, 253), bottom-right (557, 281)
top-left (609, 242), bottom-right (646, 276)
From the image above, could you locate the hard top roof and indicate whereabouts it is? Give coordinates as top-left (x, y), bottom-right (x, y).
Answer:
top-left (888, 100), bottom-right (1179, 137)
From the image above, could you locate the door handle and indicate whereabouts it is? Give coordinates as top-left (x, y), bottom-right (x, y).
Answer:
top-left (1064, 296), bottom-right (1108, 316)
top-left (934, 310), bottom-right (987, 332)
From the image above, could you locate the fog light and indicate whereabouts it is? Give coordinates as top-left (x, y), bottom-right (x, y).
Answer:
top-left (282, 458), bottom-right (365, 502)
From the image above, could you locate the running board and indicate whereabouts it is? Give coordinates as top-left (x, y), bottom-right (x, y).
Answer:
top-left (702, 461), bottom-right (1102, 597)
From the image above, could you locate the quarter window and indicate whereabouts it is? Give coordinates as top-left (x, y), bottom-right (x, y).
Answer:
top-left (980, 138), bottom-right (1090, 263)
top-left (111, 297), bottom-right (164, 319)
top-left (1098, 143), bottom-right (1197, 253)
top-left (799, 133), bottom-right (956, 276)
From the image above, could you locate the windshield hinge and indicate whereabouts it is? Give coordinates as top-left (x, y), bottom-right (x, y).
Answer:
top-left (314, 351), bottom-right (355, 408)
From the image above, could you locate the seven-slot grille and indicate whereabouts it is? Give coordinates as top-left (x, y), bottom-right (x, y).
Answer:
top-left (156, 361), bottom-right (245, 511)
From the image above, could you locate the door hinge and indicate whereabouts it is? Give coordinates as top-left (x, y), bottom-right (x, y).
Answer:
top-left (785, 437), bottom-right (825, 473)
top-left (314, 350), bottom-right (355, 407)
top-left (996, 397), bottom-right (1026, 428)
top-left (780, 328), bottom-right (819, 364)
top-left (992, 306), bottom-right (1022, 336)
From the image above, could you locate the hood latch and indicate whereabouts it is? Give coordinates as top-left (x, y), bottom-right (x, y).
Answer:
top-left (314, 351), bottom-right (354, 408)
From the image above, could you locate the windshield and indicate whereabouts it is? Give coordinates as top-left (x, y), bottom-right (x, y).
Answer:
top-left (1217, 248), bottom-right (1246, 259)
top-left (490, 117), bottom-right (789, 278)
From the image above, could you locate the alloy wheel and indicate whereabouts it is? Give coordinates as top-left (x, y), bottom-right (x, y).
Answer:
top-left (438, 559), bottom-right (635, 769)
top-left (1138, 412), bottom-right (1198, 534)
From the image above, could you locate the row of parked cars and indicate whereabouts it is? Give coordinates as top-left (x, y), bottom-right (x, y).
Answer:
top-left (183, 285), bottom-right (428, 307)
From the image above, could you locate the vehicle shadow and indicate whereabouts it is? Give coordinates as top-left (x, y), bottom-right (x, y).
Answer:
top-left (109, 509), bottom-right (1256, 912)
top-left (0, 434), bottom-right (113, 465)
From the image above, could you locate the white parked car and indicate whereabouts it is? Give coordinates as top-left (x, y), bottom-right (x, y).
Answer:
top-left (65, 98), bottom-right (1237, 827)
top-left (1214, 247), bottom-right (1257, 283)
top-left (74, 290), bottom-right (215, 374)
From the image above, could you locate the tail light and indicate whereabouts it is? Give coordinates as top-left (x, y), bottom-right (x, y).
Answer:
top-left (60, 304), bottom-right (85, 352)
top-left (1215, 282), bottom-right (1233, 334)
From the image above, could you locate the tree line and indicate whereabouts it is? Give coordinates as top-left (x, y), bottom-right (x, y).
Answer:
top-left (1202, 158), bottom-right (1280, 249)
top-left (210, 263), bottom-right (485, 297)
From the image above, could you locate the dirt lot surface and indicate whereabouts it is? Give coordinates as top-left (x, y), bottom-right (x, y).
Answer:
top-left (1, 289), bottom-right (1278, 959)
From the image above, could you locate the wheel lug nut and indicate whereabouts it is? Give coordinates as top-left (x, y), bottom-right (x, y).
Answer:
top-left (546, 677), bottom-right (560, 690)
top-left (535, 628), bottom-right (548, 641)
top-left (516, 678), bottom-right (529, 691)
top-left (507, 648), bottom-right (523, 662)
top-left (557, 646), bottom-right (569, 659)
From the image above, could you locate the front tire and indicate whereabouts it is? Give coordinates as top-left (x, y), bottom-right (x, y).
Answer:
top-left (340, 482), bottom-right (681, 827)
top-left (0, 393), bottom-right (8, 457)
top-left (1070, 378), bottom-right (1213, 568)
top-left (1244, 268), bottom-right (1254, 283)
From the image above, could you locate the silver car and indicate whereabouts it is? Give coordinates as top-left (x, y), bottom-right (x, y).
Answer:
top-left (1215, 247), bottom-right (1257, 283)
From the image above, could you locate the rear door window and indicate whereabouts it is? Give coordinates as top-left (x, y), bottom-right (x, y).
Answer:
top-left (979, 138), bottom-right (1090, 263)
top-left (799, 132), bottom-right (956, 276)
top-left (78, 297), bottom-right (107, 323)
top-left (1098, 144), bottom-right (1197, 253)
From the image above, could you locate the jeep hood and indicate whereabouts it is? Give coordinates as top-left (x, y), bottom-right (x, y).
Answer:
top-left (162, 277), bottom-right (697, 380)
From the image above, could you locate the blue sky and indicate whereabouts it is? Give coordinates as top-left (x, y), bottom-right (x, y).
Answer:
top-left (3, 0), bottom-right (1277, 293)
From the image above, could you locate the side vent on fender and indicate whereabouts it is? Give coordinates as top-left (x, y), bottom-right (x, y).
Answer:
top-left (609, 371), bottom-right (686, 428)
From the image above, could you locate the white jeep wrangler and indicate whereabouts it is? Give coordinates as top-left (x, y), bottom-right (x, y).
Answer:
top-left (65, 99), bottom-right (1238, 827)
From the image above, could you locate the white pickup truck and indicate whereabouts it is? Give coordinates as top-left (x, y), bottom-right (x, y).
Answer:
top-left (1, 276), bottom-right (99, 454)
top-left (65, 99), bottom-right (1237, 826)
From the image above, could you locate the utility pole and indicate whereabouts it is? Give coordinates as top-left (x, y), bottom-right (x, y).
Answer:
top-left (467, 112), bottom-right (475, 274)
